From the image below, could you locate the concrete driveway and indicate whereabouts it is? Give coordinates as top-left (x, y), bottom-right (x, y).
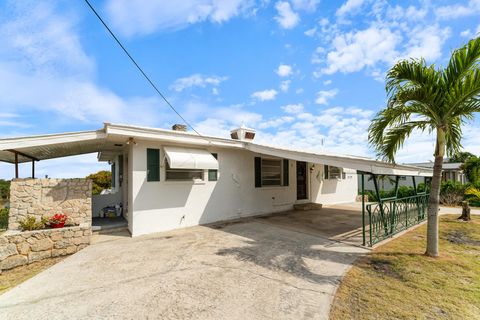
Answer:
top-left (0, 211), bottom-right (367, 320)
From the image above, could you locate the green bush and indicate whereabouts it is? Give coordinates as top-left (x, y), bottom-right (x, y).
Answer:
top-left (18, 215), bottom-right (48, 231)
top-left (0, 208), bottom-right (8, 230)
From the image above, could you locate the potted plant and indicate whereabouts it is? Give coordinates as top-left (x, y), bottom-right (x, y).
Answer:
top-left (49, 213), bottom-right (68, 228)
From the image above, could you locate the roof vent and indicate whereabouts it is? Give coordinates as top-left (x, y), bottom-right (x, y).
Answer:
top-left (172, 124), bottom-right (187, 132)
top-left (230, 124), bottom-right (255, 141)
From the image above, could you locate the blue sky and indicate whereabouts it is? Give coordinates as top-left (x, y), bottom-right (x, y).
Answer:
top-left (1, 0), bottom-right (480, 179)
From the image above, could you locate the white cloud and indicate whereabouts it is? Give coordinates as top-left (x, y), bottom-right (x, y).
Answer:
top-left (282, 103), bottom-right (304, 114)
top-left (336, 0), bottom-right (365, 17)
top-left (0, 1), bottom-right (93, 77)
top-left (323, 79), bottom-right (332, 85)
top-left (461, 29), bottom-right (473, 38)
top-left (280, 80), bottom-right (291, 92)
top-left (251, 89), bottom-right (278, 101)
top-left (291, 0), bottom-right (320, 12)
top-left (435, 0), bottom-right (480, 20)
top-left (170, 74), bottom-right (228, 92)
top-left (105, 0), bottom-right (255, 36)
top-left (304, 27), bottom-right (317, 37)
top-left (274, 1), bottom-right (300, 29)
top-left (276, 64), bottom-right (293, 77)
top-left (403, 25), bottom-right (450, 62)
top-left (321, 26), bottom-right (401, 75)
top-left (315, 89), bottom-right (338, 105)
top-left (258, 116), bottom-right (295, 129)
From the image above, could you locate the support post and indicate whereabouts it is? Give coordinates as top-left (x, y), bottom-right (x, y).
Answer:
top-left (361, 173), bottom-right (366, 246)
top-left (391, 175), bottom-right (400, 234)
top-left (32, 160), bottom-right (35, 179)
top-left (412, 176), bottom-right (422, 222)
top-left (371, 173), bottom-right (388, 234)
top-left (14, 151), bottom-right (19, 179)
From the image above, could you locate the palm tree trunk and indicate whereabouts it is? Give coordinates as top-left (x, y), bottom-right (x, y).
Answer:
top-left (426, 128), bottom-right (445, 257)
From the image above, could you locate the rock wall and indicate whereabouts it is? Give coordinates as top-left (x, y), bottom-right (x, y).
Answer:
top-left (0, 225), bottom-right (91, 272)
top-left (8, 178), bottom-right (92, 230)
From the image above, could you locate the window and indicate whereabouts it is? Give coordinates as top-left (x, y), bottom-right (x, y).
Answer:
top-left (165, 162), bottom-right (204, 181)
top-left (147, 148), bottom-right (160, 182)
top-left (208, 153), bottom-right (218, 181)
top-left (261, 158), bottom-right (282, 186)
top-left (324, 165), bottom-right (343, 179)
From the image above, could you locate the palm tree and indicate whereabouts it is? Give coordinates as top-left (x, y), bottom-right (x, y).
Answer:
top-left (368, 37), bottom-right (480, 257)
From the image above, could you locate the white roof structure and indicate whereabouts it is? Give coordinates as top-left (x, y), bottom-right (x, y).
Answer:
top-left (0, 123), bottom-right (433, 176)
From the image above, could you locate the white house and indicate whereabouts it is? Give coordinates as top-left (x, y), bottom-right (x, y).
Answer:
top-left (0, 123), bottom-right (432, 237)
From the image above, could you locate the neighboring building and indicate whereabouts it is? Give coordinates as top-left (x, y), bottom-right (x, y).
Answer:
top-left (359, 160), bottom-right (467, 193)
top-left (0, 123), bottom-right (432, 237)
top-left (408, 162), bottom-right (467, 184)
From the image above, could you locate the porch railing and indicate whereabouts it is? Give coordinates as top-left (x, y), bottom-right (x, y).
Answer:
top-left (365, 194), bottom-right (429, 246)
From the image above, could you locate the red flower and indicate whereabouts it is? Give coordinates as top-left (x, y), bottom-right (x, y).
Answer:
top-left (49, 213), bottom-right (67, 224)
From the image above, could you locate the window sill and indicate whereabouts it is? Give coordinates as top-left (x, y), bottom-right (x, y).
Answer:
top-left (163, 180), bottom-right (206, 185)
top-left (258, 186), bottom-right (289, 190)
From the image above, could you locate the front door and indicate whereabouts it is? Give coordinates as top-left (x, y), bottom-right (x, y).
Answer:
top-left (296, 161), bottom-right (307, 200)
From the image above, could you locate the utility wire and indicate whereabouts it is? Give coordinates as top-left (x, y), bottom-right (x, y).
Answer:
top-left (83, 0), bottom-right (202, 136)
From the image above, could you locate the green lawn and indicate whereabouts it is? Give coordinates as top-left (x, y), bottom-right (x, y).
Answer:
top-left (330, 215), bottom-right (480, 320)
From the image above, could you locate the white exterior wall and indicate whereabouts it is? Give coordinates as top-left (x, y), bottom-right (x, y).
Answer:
top-left (310, 165), bottom-right (358, 205)
top-left (128, 140), bottom-right (358, 236)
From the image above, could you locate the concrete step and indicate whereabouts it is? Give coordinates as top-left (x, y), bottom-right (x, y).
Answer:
top-left (294, 203), bottom-right (323, 211)
top-left (92, 226), bottom-right (129, 235)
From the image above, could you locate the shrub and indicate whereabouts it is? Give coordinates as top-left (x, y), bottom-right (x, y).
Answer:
top-left (86, 170), bottom-right (112, 195)
top-left (440, 181), bottom-right (466, 206)
top-left (18, 215), bottom-right (48, 231)
top-left (0, 208), bottom-right (8, 230)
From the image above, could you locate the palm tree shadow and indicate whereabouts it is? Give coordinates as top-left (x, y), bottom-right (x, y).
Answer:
top-left (213, 220), bottom-right (366, 285)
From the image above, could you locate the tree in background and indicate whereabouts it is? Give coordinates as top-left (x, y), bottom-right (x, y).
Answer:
top-left (0, 179), bottom-right (10, 201)
top-left (86, 171), bottom-right (112, 195)
top-left (463, 156), bottom-right (480, 184)
top-left (448, 151), bottom-right (476, 163)
top-left (368, 37), bottom-right (480, 257)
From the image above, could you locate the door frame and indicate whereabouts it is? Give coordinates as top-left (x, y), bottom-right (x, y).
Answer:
top-left (296, 161), bottom-right (309, 201)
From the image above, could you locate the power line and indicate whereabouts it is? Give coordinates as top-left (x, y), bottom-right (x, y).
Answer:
top-left (83, 0), bottom-right (202, 136)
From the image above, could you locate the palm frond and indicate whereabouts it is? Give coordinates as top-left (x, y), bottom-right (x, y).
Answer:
top-left (444, 120), bottom-right (463, 157)
top-left (446, 69), bottom-right (480, 117)
top-left (386, 59), bottom-right (441, 96)
top-left (370, 120), bottom-right (430, 162)
top-left (444, 37), bottom-right (480, 87)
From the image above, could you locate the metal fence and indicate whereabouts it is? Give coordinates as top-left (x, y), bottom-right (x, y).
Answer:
top-left (365, 194), bottom-right (429, 246)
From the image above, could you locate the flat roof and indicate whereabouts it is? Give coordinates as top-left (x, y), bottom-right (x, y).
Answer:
top-left (0, 123), bottom-right (433, 176)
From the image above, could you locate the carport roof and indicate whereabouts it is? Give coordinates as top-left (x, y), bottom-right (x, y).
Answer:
top-left (0, 123), bottom-right (433, 176)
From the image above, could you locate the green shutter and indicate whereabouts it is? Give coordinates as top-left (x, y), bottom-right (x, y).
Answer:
top-left (147, 148), bottom-right (160, 182)
top-left (283, 159), bottom-right (289, 186)
top-left (208, 153), bottom-right (218, 181)
top-left (254, 157), bottom-right (262, 188)
top-left (324, 165), bottom-right (329, 179)
top-left (111, 163), bottom-right (116, 188)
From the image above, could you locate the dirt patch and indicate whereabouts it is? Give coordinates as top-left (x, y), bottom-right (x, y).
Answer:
top-left (0, 257), bottom-right (65, 295)
top-left (368, 258), bottom-right (403, 280)
top-left (445, 230), bottom-right (480, 246)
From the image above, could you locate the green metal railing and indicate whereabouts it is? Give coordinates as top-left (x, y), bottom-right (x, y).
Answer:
top-left (365, 194), bottom-right (429, 246)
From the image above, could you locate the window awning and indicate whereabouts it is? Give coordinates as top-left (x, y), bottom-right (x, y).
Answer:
top-left (163, 146), bottom-right (219, 170)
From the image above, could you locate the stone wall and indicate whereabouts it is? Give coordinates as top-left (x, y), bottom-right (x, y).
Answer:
top-left (8, 178), bottom-right (92, 230)
top-left (0, 225), bottom-right (91, 272)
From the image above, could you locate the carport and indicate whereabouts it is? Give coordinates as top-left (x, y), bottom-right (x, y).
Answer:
top-left (247, 144), bottom-right (434, 247)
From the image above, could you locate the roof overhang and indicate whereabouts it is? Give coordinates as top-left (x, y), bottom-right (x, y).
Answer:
top-left (246, 144), bottom-right (433, 177)
top-left (0, 129), bottom-right (119, 164)
top-left (0, 122), bottom-right (433, 177)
